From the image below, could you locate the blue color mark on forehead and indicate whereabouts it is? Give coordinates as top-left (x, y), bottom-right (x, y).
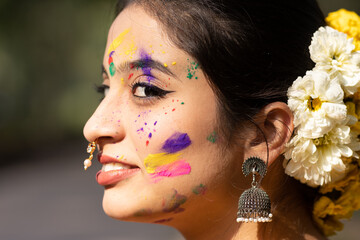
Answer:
top-left (162, 132), bottom-right (191, 153)
top-left (140, 49), bottom-right (154, 82)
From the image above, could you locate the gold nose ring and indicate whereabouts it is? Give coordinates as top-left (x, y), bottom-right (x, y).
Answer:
top-left (84, 141), bottom-right (96, 170)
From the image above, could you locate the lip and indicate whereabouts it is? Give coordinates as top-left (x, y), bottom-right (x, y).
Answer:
top-left (96, 154), bottom-right (140, 186)
top-left (96, 168), bottom-right (140, 186)
top-left (98, 154), bottom-right (130, 164)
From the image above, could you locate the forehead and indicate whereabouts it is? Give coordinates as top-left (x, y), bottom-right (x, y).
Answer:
top-left (104, 5), bottom-right (172, 63)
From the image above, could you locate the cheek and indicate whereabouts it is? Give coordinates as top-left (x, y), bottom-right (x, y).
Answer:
top-left (131, 98), bottom-right (187, 149)
top-left (129, 106), bottom-right (196, 181)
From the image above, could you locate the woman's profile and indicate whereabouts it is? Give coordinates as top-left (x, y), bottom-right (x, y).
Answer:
top-left (83, 0), bottom-right (360, 239)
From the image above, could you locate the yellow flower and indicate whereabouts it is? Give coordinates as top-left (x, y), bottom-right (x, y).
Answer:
top-left (335, 180), bottom-right (360, 218)
top-left (326, 9), bottom-right (360, 51)
top-left (313, 196), bottom-right (344, 236)
top-left (314, 165), bottom-right (360, 235)
top-left (319, 164), bottom-right (359, 194)
top-left (346, 101), bottom-right (358, 119)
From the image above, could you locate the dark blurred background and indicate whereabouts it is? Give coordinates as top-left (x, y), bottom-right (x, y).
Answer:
top-left (0, 0), bottom-right (359, 239)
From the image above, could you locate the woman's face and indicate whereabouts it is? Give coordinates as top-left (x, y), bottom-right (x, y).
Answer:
top-left (83, 5), bottom-right (243, 225)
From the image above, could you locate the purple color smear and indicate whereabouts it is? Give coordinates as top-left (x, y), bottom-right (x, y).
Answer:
top-left (154, 121), bottom-right (157, 126)
top-left (154, 218), bottom-right (173, 223)
top-left (109, 51), bottom-right (115, 58)
top-left (148, 132), bottom-right (152, 138)
top-left (162, 132), bottom-right (191, 153)
top-left (140, 49), bottom-right (154, 82)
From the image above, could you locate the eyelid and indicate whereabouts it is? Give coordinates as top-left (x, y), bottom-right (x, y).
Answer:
top-left (96, 84), bottom-right (110, 99)
top-left (129, 77), bottom-right (174, 102)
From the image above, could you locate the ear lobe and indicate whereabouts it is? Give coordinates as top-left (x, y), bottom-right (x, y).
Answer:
top-left (249, 102), bottom-right (294, 166)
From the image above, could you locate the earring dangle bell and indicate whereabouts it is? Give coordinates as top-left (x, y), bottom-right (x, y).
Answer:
top-left (84, 142), bottom-right (96, 170)
top-left (237, 157), bottom-right (272, 223)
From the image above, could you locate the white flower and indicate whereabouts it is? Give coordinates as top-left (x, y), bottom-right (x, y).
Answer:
top-left (287, 70), bottom-right (347, 138)
top-left (283, 125), bottom-right (353, 187)
top-left (309, 26), bottom-right (360, 96)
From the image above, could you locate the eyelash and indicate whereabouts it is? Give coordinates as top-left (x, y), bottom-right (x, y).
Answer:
top-left (130, 79), bottom-right (173, 101)
top-left (95, 77), bottom-right (173, 104)
top-left (96, 84), bottom-right (109, 100)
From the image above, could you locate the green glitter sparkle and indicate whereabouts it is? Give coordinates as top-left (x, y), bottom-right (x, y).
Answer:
top-left (207, 131), bottom-right (217, 143)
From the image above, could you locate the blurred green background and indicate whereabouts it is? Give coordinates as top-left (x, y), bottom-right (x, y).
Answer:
top-left (0, 0), bottom-right (360, 239)
top-left (0, 0), bottom-right (115, 161)
top-left (1, 0), bottom-right (360, 162)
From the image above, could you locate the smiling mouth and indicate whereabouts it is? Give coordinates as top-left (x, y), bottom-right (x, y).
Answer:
top-left (101, 162), bottom-right (138, 172)
top-left (96, 155), bottom-right (140, 186)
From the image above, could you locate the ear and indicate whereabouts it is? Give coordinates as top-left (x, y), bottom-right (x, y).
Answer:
top-left (245, 102), bottom-right (294, 166)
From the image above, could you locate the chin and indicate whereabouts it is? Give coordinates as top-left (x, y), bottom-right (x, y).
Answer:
top-left (102, 189), bottom-right (178, 224)
top-left (101, 188), bottom-right (136, 220)
top-left (101, 188), bottom-right (154, 222)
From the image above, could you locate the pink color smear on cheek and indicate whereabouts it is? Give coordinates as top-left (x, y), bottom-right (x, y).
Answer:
top-left (151, 160), bottom-right (191, 182)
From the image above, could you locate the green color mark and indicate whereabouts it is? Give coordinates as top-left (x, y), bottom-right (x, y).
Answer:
top-left (134, 208), bottom-right (152, 217)
top-left (187, 72), bottom-right (194, 79)
top-left (163, 190), bottom-right (187, 213)
top-left (192, 184), bottom-right (207, 195)
top-left (187, 60), bottom-right (199, 79)
top-left (181, 102), bottom-right (184, 105)
top-left (207, 131), bottom-right (218, 143)
top-left (109, 62), bottom-right (116, 76)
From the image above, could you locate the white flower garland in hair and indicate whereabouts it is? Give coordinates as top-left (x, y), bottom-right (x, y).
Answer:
top-left (284, 26), bottom-right (360, 187)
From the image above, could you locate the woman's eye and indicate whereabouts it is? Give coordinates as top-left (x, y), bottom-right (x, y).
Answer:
top-left (96, 85), bottom-right (110, 99)
top-left (132, 82), bottom-right (172, 98)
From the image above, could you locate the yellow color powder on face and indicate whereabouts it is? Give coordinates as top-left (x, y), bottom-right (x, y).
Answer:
top-left (124, 42), bottom-right (137, 58)
top-left (144, 153), bottom-right (181, 173)
top-left (164, 63), bottom-right (168, 67)
top-left (172, 62), bottom-right (176, 65)
top-left (107, 28), bottom-right (131, 55)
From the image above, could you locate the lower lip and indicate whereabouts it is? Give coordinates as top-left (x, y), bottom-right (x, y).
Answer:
top-left (96, 168), bottom-right (140, 186)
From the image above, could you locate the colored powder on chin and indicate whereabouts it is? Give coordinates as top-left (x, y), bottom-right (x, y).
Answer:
top-left (109, 62), bottom-right (116, 76)
top-left (162, 132), bottom-right (191, 153)
top-left (133, 208), bottom-right (152, 217)
top-left (152, 160), bottom-right (191, 178)
top-left (192, 184), bottom-right (207, 195)
top-left (107, 28), bottom-right (131, 55)
top-left (163, 190), bottom-right (187, 213)
top-left (154, 218), bottom-right (173, 223)
top-left (144, 152), bottom-right (181, 173)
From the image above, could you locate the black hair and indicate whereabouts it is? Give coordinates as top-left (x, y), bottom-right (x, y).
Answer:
top-left (116, 0), bottom-right (325, 140)
top-left (114, 1), bottom-right (326, 236)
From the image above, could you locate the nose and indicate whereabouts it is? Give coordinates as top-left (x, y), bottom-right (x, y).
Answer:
top-left (83, 97), bottom-right (125, 145)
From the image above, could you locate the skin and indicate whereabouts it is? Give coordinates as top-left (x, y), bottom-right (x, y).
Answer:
top-left (84, 5), bottom-right (327, 240)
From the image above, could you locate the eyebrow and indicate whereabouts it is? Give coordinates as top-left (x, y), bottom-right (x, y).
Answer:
top-left (101, 58), bottom-right (179, 80)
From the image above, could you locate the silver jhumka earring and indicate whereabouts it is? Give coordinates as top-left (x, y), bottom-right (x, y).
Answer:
top-left (237, 157), bottom-right (272, 223)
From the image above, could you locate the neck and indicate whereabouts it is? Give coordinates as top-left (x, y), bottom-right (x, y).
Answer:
top-left (175, 159), bottom-right (327, 240)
